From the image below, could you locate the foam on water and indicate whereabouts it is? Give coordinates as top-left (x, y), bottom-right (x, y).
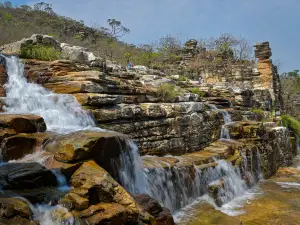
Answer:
top-left (3, 56), bottom-right (96, 133)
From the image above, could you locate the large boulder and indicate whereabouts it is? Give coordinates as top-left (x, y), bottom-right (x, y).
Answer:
top-left (44, 131), bottom-right (127, 175)
top-left (1, 132), bottom-right (54, 161)
top-left (0, 163), bottom-right (58, 189)
top-left (62, 160), bottom-right (152, 224)
top-left (0, 114), bottom-right (46, 133)
top-left (135, 194), bottom-right (175, 225)
top-left (0, 197), bottom-right (38, 225)
top-left (60, 43), bottom-right (103, 67)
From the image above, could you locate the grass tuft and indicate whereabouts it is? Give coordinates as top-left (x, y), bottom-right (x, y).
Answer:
top-left (20, 44), bottom-right (61, 61)
top-left (156, 83), bottom-right (182, 102)
top-left (281, 115), bottom-right (300, 138)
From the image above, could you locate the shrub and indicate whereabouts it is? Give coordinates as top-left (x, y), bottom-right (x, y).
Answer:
top-left (281, 115), bottom-right (300, 138)
top-left (188, 87), bottom-right (205, 97)
top-left (20, 44), bottom-right (61, 61)
top-left (250, 108), bottom-right (265, 116)
top-left (156, 83), bottom-right (182, 102)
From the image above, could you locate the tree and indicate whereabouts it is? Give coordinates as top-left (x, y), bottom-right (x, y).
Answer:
top-left (33, 2), bottom-right (54, 15)
top-left (198, 33), bottom-right (252, 60)
top-left (101, 19), bottom-right (130, 60)
top-left (281, 70), bottom-right (300, 118)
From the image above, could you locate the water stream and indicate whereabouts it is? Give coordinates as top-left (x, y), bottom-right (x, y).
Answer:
top-left (208, 104), bottom-right (232, 139)
top-left (0, 55), bottom-right (265, 223)
top-left (1, 55), bottom-right (146, 224)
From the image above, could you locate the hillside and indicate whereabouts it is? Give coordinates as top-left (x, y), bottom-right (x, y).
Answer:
top-left (0, 2), bottom-right (141, 64)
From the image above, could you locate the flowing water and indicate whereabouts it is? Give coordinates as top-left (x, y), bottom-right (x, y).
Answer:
top-left (3, 56), bottom-right (96, 133)
top-left (142, 154), bottom-right (262, 213)
top-left (1, 55), bottom-right (146, 224)
top-left (1, 56), bottom-right (266, 223)
top-left (208, 104), bottom-right (232, 139)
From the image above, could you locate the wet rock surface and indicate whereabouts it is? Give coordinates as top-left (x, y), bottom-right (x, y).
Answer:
top-left (0, 163), bottom-right (58, 189)
top-left (135, 194), bottom-right (175, 225)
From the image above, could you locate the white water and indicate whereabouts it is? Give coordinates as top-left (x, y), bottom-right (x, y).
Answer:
top-left (3, 56), bottom-right (96, 133)
top-left (143, 155), bottom-right (262, 213)
top-left (208, 104), bottom-right (232, 139)
top-left (220, 111), bottom-right (232, 139)
top-left (1, 55), bottom-right (147, 223)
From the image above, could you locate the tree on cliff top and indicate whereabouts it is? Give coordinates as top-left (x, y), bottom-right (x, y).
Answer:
top-left (198, 33), bottom-right (253, 61)
top-left (281, 70), bottom-right (300, 119)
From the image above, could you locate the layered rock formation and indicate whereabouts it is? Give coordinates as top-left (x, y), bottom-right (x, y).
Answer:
top-left (0, 35), bottom-right (293, 224)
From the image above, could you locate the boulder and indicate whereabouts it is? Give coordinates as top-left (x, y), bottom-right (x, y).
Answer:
top-left (0, 197), bottom-right (38, 225)
top-left (135, 194), bottom-right (175, 225)
top-left (0, 198), bottom-right (33, 219)
top-left (70, 161), bottom-right (141, 217)
top-left (60, 43), bottom-right (103, 67)
top-left (0, 163), bottom-right (58, 189)
top-left (1, 132), bottom-right (54, 161)
top-left (0, 114), bottom-right (46, 133)
top-left (1, 34), bottom-right (61, 55)
top-left (44, 131), bottom-right (127, 175)
top-left (74, 203), bottom-right (129, 225)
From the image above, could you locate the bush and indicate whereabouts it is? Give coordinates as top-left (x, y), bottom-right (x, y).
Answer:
top-left (281, 115), bottom-right (300, 138)
top-left (250, 108), bottom-right (265, 116)
top-left (20, 44), bottom-right (61, 61)
top-left (188, 87), bottom-right (205, 97)
top-left (156, 83), bottom-right (182, 102)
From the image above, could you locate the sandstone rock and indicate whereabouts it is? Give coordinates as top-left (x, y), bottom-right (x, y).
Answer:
top-left (1, 132), bottom-right (54, 161)
top-left (60, 43), bottom-right (103, 67)
top-left (0, 198), bottom-right (33, 219)
top-left (0, 114), bottom-right (46, 133)
top-left (70, 161), bottom-right (140, 215)
top-left (44, 131), bottom-right (127, 175)
top-left (64, 193), bottom-right (89, 210)
top-left (0, 163), bottom-right (58, 189)
top-left (74, 93), bottom-right (124, 106)
top-left (135, 194), bottom-right (175, 225)
top-left (0, 197), bottom-right (38, 225)
top-left (74, 203), bottom-right (130, 225)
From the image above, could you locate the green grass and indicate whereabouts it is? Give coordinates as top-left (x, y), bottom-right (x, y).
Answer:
top-left (250, 108), bottom-right (265, 116)
top-left (20, 44), bottom-right (61, 61)
top-left (156, 83), bottom-right (182, 102)
top-left (188, 87), bottom-right (205, 97)
top-left (281, 115), bottom-right (300, 138)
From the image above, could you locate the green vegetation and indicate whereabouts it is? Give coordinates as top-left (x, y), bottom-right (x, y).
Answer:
top-left (281, 115), bottom-right (300, 138)
top-left (20, 45), bottom-right (61, 61)
top-left (250, 108), bottom-right (265, 116)
top-left (188, 87), bottom-right (205, 97)
top-left (156, 83), bottom-right (183, 102)
top-left (280, 70), bottom-right (300, 119)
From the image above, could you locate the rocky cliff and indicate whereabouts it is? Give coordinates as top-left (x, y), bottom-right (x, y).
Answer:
top-left (0, 35), bottom-right (295, 224)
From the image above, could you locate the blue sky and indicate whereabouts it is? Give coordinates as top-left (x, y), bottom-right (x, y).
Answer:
top-left (5, 0), bottom-right (300, 72)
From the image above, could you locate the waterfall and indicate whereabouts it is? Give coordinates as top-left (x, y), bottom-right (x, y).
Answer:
top-left (117, 139), bottom-right (147, 194)
top-left (142, 153), bottom-right (262, 213)
top-left (3, 56), bottom-right (96, 133)
top-left (208, 104), bottom-right (232, 139)
top-left (1, 55), bottom-right (147, 220)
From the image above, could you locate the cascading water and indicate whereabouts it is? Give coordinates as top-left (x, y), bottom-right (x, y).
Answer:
top-left (142, 154), bottom-right (262, 213)
top-left (208, 104), bottom-right (232, 139)
top-left (3, 56), bottom-right (96, 133)
top-left (1, 55), bottom-right (147, 223)
top-left (220, 111), bottom-right (232, 139)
